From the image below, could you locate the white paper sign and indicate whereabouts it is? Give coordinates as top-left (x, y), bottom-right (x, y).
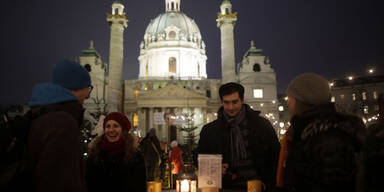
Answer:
top-left (154, 112), bottom-right (165, 125)
top-left (198, 154), bottom-right (222, 189)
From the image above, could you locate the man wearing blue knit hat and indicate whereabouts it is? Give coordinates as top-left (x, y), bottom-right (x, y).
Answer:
top-left (28, 60), bottom-right (92, 192)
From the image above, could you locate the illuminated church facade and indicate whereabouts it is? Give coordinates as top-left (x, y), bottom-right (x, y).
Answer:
top-left (78, 0), bottom-right (279, 142)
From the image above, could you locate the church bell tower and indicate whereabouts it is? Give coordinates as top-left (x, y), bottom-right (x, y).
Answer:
top-left (106, 0), bottom-right (128, 112)
top-left (217, 0), bottom-right (237, 83)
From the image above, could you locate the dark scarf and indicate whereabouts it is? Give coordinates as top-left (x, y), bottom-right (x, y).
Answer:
top-left (224, 105), bottom-right (247, 168)
top-left (99, 137), bottom-right (125, 157)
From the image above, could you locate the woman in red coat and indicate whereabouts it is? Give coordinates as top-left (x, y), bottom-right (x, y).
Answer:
top-left (170, 140), bottom-right (183, 188)
top-left (170, 140), bottom-right (183, 174)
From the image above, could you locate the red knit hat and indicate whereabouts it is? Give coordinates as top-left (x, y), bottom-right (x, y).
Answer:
top-left (103, 112), bottom-right (131, 132)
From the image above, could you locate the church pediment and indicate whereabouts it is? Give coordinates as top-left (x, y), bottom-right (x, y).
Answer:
top-left (139, 84), bottom-right (207, 99)
top-left (137, 84), bottom-right (208, 108)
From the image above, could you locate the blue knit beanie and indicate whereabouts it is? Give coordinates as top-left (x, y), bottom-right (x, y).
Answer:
top-left (51, 60), bottom-right (91, 90)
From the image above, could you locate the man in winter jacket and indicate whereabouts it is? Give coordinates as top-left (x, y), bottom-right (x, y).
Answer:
top-left (276, 73), bottom-right (366, 192)
top-left (197, 82), bottom-right (280, 191)
top-left (28, 60), bottom-right (92, 192)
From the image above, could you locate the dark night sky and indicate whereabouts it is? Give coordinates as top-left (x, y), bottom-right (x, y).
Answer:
top-left (1, 0), bottom-right (383, 105)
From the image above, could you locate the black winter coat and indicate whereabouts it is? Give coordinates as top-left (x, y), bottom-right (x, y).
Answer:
top-left (86, 150), bottom-right (147, 192)
top-left (29, 101), bottom-right (86, 192)
top-left (140, 134), bottom-right (163, 181)
top-left (197, 104), bottom-right (280, 190)
top-left (365, 123), bottom-right (384, 192)
top-left (283, 104), bottom-right (366, 192)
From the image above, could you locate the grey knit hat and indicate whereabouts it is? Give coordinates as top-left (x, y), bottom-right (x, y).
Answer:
top-left (286, 73), bottom-right (331, 106)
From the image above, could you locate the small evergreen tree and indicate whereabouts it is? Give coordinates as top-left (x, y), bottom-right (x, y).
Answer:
top-left (179, 112), bottom-right (199, 164)
top-left (80, 99), bottom-right (107, 158)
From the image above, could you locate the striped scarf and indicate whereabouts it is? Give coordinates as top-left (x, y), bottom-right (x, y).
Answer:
top-left (224, 105), bottom-right (247, 168)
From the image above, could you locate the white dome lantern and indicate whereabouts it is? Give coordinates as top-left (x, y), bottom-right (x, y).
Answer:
top-left (138, 0), bottom-right (207, 80)
top-left (166, 0), bottom-right (181, 12)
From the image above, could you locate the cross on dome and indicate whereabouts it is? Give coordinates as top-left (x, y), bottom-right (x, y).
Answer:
top-left (89, 40), bottom-right (94, 49)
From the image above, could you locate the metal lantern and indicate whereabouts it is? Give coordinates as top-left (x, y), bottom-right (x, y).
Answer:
top-left (146, 181), bottom-right (162, 192)
top-left (176, 164), bottom-right (197, 192)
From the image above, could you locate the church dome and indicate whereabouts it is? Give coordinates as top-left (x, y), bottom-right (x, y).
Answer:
top-left (138, 0), bottom-right (207, 80)
top-left (144, 11), bottom-right (202, 42)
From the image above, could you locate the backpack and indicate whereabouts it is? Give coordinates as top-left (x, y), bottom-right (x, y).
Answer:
top-left (0, 108), bottom-right (57, 191)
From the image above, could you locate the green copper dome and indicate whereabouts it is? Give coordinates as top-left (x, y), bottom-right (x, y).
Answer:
top-left (144, 11), bottom-right (201, 40)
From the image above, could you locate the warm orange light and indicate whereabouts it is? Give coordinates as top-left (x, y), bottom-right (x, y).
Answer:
top-left (133, 113), bottom-right (138, 127)
top-left (134, 90), bottom-right (139, 98)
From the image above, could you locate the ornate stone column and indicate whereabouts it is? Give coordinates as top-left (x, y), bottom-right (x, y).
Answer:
top-left (106, 1), bottom-right (128, 112)
top-left (217, 0), bottom-right (237, 83)
top-left (161, 107), bottom-right (167, 142)
top-left (149, 107), bottom-right (154, 129)
top-left (138, 108), bottom-right (147, 135)
top-left (203, 108), bottom-right (207, 125)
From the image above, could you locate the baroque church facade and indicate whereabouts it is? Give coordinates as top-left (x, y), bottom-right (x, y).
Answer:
top-left (78, 0), bottom-right (279, 143)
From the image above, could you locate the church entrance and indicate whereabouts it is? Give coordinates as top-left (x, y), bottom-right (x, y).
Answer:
top-left (170, 125), bottom-right (177, 142)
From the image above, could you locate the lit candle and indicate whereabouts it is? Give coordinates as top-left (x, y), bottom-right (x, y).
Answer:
top-left (180, 179), bottom-right (190, 192)
top-left (177, 163), bottom-right (197, 192)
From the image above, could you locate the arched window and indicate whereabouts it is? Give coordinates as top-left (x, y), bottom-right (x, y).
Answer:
top-left (176, 3), bottom-right (179, 10)
top-left (169, 57), bottom-right (176, 73)
top-left (84, 64), bottom-right (91, 72)
top-left (206, 90), bottom-right (211, 98)
top-left (253, 63), bottom-right (261, 72)
top-left (134, 90), bottom-right (139, 98)
top-left (171, 2), bottom-right (174, 10)
top-left (133, 113), bottom-right (138, 127)
top-left (168, 31), bottom-right (176, 40)
top-left (225, 8), bottom-right (230, 14)
top-left (115, 8), bottom-right (119, 15)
